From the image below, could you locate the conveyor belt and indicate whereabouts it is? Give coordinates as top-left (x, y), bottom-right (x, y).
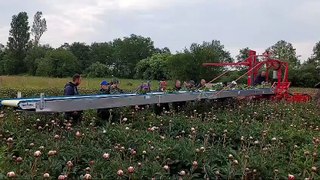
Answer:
top-left (0, 88), bottom-right (274, 113)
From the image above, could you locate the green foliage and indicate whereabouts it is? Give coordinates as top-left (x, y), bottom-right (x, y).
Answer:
top-left (112, 34), bottom-right (156, 78)
top-left (24, 45), bottom-right (52, 75)
top-left (36, 49), bottom-right (80, 77)
top-left (290, 62), bottom-right (320, 87)
top-left (70, 42), bottom-right (91, 72)
top-left (85, 62), bottom-right (111, 78)
top-left (167, 40), bottom-right (233, 82)
top-left (266, 40), bottom-right (300, 68)
top-left (89, 42), bottom-right (114, 65)
top-left (236, 47), bottom-right (250, 62)
top-left (135, 53), bottom-right (171, 80)
top-left (6, 12), bottom-right (30, 74)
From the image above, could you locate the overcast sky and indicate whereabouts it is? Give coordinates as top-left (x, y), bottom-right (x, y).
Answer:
top-left (0, 0), bottom-right (319, 60)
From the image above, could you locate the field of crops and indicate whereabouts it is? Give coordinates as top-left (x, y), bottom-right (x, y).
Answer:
top-left (0, 77), bottom-right (319, 179)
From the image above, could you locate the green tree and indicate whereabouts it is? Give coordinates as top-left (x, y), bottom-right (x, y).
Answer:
top-left (24, 45), bottom-right (52, 75)
top-left (167, 40), bottom-right (233, 82)
top-left (135, 53), bottom-right (171, 80)
top-left (266, 40), bottom-right (300, 68)
top-left (0, 43), bottom-right (5, 74)
top-left (36, 49), bottom-right (80, 77)
top-left (308, 41), bottom-right (320, 68)
top-left (69, 42), bottom-right (91, 72)
top-left (289, 41), bottom-right (320, 87)
top-left (31, 11), bottom-right (47, 46)
top-left (85, 62), bottom-right (110, 78)
top-left (112, 34), bottom-right (156, 78)
top-left (6, 12), bottom-right (30, 74)
top-left (90, 42), bottom-right (114, 65)
top-left (236, 47), bottom-right (250, 62)
top-left (155, 47), bottom-right (171, 54)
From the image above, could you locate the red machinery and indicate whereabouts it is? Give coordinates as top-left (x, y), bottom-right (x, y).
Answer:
top-left (203, 50), bottom-right (311, 102)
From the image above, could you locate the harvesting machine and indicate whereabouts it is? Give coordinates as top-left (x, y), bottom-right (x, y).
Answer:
top-left (203, 50), bottom-right (312, 103)
top-left (0, 50), bottom-right (311, 113)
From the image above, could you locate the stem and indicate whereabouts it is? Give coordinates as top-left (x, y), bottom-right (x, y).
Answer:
top-left (31, 158), bottom-right (38, 178)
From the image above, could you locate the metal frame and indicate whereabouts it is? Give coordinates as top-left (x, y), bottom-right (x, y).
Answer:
top-left (1, 88), bottom-right (274, 113)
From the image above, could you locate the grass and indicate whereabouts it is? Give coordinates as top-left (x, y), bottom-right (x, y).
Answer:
top-left (0, 76), bottom-right (163, 91)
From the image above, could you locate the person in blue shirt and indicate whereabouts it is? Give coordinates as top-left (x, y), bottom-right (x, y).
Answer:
top-left (64, 74), bottom-right (83, 123)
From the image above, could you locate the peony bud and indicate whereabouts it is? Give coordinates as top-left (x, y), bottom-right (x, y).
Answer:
top-left (311, 166), bottom-right (317, 172)
top-left (76, 131), bottom-right (81, 138)
top-left (179, 170), bottom-right (186, 176)
top-left (34, 150), bottom-right (42, 158)
top-left (117, 169), bottom-right (124, 176)
top-left (84, 173), bottom-right (92, 180)
top-left (67, 161), bottom-right (73, 168)
top-left (43, 173), bottom-right (50, 178)
top-left (163, 165), bottom-right (169, 171)
top-left (128, 166), bottom-right (135, 174)
top-left (192, 161), bottom-right (198, 168)
top-left (16, 157), bottom-right (23, 163)
top-left (7, 171), bottom-right (16, 178)
top-left (288, 174), bottom-right (295, 180)
top-left (58, 175), bottom-right (67, 180)
top-left (103, 153), bottom-right (110, 160)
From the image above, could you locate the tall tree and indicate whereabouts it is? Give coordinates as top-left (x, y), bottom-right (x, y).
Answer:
top-left (31, 11), bottom-right (47, 46)
top-left (7, 12), bottom-right (30, 74)
top-left (266, 40), bottom-right (300, 68)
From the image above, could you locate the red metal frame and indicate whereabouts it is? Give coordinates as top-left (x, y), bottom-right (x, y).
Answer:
top-left (203, 50), bottom-right (310, 103)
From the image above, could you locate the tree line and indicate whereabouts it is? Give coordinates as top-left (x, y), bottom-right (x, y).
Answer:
top-left (0, 12), bottom-right (319, 87)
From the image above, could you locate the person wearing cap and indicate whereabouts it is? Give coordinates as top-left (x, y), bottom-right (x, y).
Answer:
top-left (97, 80), bottom-right (111, 123)
top-left (99, 80), bottom-right (110, 94)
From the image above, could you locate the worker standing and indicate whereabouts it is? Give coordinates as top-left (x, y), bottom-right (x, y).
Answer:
top-left (97, 80), bottom-right (111, 121)
top-left (159, 78), bottom-right (167, 91)
top-left (197, 79), bottom-right (207, 89)
top-left (154, 78), bottom-right (169, 115)
top-left (172, 80), bottom-right (186, 112)
top-left (99, 80), bottom-right (110, 94)
top-left (137, 81), bottom-right (151, 94)
top-left (64, 74), bottom-right (83, 123)
top-left (109, 79), bottom-right (123, 94)
top-left (254, 71), bottom-right (267, 85)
